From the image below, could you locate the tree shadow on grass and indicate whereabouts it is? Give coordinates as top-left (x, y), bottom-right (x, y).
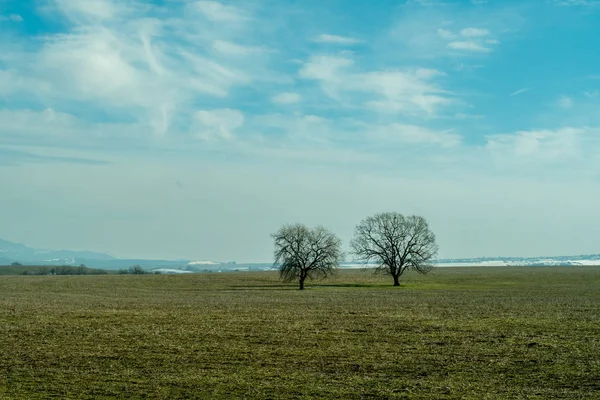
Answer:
top-left (310, 283), bottom-right (380, 288)
top-left (226, 284), bottom-right (298, 291)
top-left (226, 283), bottom-right (388, 290)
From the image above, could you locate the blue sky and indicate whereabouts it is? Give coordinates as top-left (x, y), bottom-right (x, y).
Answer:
top-left (1, 0), bottom-right (599, 262)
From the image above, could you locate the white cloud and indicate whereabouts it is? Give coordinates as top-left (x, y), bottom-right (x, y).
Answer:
top-left (486, 127), bottom-right (586, 160)
top-left (190, 1), bottom-right (248, 22)
top-left (212, 40), bottom-right (269, 56)
top-left (0, 14), bottom-right (24, 22)
top-left (246, 113), bottom-right (463, 152)
top-left (54, 0), bottom-right (125, 21)
top-left (313, 34), bottom-right (363, 45)
top-left (510, 88), bottom-right (531, 97)
top-left (38, 29), bottom-right (141, 101)
top-left (180, 51), bottom-right (251, 97)
top-left (0, 0), bottom-right (279, 139)
top-left (249, 113), bottom-right (337, 146)
top-left (370, 124), bottom-right (462, 147)
top-left (553, 0), bottom-right (600, 6)
top-left (362, 70), bottom-right (445, 99)
top-left (390, 4), bottom-right (515, 59)
top-left (415, 68), bottom-right (446, 79)
top-left (0, 108), bottom-right (79, 137)
top-left (367, 93), bottom-right (452, 115)
top-left (455, 63), bottom-right (484, 72)
top-left (447, 41), bottom-right (491, 52)
top-left (437, 29), bottom-right (456, 40)
top-left (272, 92), bottom-right (301, 105)
top-left (300, 55), bottom-right (453, 116)
top-left (460, 28), bottom-right (490, 37)
top-left (194, 109), bottom-right (244, 140)
top-left (299, 55), bottom-right (354, 81)
top-left (557, 95), bottom-right (574, 109)
top-left (453, 112), bottom-right (484, 120)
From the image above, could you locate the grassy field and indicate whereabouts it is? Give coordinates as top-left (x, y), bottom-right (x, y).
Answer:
top-left (0, 267), bottom-right (599, 399)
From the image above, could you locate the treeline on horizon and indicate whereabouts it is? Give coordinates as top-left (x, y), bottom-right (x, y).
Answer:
top-left (0, 263), bottom-right (164, 276)
top-left (0, 264), bottom-right (109, 276)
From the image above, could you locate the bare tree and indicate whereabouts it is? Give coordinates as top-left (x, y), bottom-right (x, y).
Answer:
top-left (351, 212), bottom-right (438, 286)
top-left (129, 265), bottom-right (147, 275)
top-left (272, 224), bottom-right (342, 290)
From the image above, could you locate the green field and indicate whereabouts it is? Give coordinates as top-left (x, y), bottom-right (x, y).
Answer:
top-left (1, 267), bottom-right (599, 399)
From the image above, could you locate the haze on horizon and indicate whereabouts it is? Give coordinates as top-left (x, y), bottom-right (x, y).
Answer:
top-left (1, 0), bottom-right (599, 263)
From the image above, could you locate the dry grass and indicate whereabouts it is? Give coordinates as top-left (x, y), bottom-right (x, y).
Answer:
top-left (0, 267), bottom-right (599, 399)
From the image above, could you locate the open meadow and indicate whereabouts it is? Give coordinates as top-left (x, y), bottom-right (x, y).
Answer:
top-left (0, 267), bottom-right (599, 399)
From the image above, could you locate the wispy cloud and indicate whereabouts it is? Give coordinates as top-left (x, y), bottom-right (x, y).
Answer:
top-left (190, 1), bottom-right (249, 22)
top-left (0, 0), bottom-right (594, 165)
top-left (460, 27), bottom-right (490, 37)
top-left (369, 124), bottom-right (462, 148)
top-left (300, 55), bottom-right (455, 116)
top-left (552, 0), bottom-right (600, 7)
top-left (447, 41), bottom-right (492, 52)
top-left (272, 92), bottom-right (302, 105)
top-left (389, 3), bottom-right (515, 59)
top-left (437, 29), bottom-right (456, 40)
top-left (212, 40), bottom-right (270, 56)
top-left (0, 147), bottom-right (109, 166)
top-left (453, 113), bottom-right (484, 120)
top-left (444, 26), bottom-right (498, 53)
top-left (486, 127), bottom-right (588, 161)
top-left (0, 14), bottom-right (24, 22)
top-left (313, 34), bottom-right (363, 45)
top-left (510, 88), bottom-right (531, 96)
top-left (194, 109), bottom-right (245, 141)
top-left (0, 0), bottom-right (282, 141)
top-left (0, 108), bottom-right (160, 149)
top-left (557, 95), bottom-right (574, 109)
top-left (246, 113), bottom-right (463, 151)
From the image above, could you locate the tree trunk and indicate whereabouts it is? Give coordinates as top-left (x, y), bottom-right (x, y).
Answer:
top-left (299, 277), bottom-right (305, 290)
top-left (393, 275), bottom-right (400, 286)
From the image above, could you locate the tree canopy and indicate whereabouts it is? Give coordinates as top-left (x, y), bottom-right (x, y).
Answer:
top-left (272, 224), bottom-right (342, 290)
top-left (351, 212), bottom-right (438, 286)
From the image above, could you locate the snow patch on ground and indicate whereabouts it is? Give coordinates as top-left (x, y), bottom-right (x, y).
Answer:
top-left (188, 261), bottom-right (219, 266)
top-left (152, 269), bottom-right (193, 274)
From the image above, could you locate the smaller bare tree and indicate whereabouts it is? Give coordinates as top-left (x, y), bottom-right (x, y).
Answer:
top-left (272, 224), bottom-right (342, 290)
top-left (351, 212), bottom-right (438, 286)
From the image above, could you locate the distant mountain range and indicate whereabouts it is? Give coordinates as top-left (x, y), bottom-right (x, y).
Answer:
top-left (0, 238), bottom-right (598, 270)
top-left (0, 239), bottom-right (115, 262)
top-left (0, 239), bottom-right (186, 270)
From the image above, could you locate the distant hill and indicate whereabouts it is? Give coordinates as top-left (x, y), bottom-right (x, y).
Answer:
top-left (0, 238), bottom-right (116, 266)
top-left (0, 257), bottom-right (13, 265)
top-left (0, 238), bottom-right (193, 270)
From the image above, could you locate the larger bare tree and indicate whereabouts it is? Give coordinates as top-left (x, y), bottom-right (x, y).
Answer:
top-left (350, 212), bottom-right (438, 286)
top-left (272, 224), bottom-right (342, 290)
